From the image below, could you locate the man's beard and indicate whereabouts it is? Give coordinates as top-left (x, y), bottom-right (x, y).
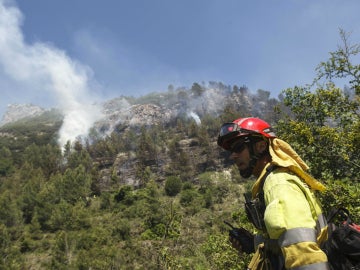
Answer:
top-left (240, 167), bottom-right (253, 178)
top-left (239, 157), bottom-right (258, 178)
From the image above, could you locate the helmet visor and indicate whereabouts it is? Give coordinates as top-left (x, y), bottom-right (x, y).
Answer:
top-left (218, 122), bottom-right (265, 150)
top-left (218, 123), bottom-right (250, 150)
top-left (219, 122), bottom-right (254, 137)
top-left (219, 123), bottom-right (240, 137)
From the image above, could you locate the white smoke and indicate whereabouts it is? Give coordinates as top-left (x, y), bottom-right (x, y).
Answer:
top-left (188, 111), bottom-right (201, 125)
top-left (0, 1), bottom-right (103, 149)
top-left (185, 87), bottom-right (226, 118)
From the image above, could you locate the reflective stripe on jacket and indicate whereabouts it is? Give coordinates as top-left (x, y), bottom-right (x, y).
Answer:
top-left (254, 166), bottom-right (329, 269)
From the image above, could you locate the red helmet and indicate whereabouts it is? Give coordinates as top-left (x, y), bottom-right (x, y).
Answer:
top-left (217, 117), bottom-right (276, 151)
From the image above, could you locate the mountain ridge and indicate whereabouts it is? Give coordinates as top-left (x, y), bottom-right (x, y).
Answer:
top-left (1, 84), bottom-right (279, 136)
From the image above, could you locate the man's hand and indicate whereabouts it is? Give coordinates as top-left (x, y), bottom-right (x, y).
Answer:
top-left (229, 235), bottom-right (243, 253)
top-left (224, 221), bottom-right (255, 254)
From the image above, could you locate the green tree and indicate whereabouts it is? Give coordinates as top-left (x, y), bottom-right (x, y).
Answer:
top-left (135, 127), bottom-right (158, 186)
top-left (276, 31), bottom-right (360, 180)
top-left (315, 29), bottom-right (360, 95)
top-left (191, 82), bottom-right (204, 97)
top-left (0, 147), bottom-right (13, 176)
top-left (47, 199), bottom-right (72, 231)
top-left (66, 142), bottom-right (93, 172)
top-left (21, 164), bottom-right (46, 223)
top-left (0, 190), bottom-right (23, 228)
top-left (0, 224), bottom-right (24, 268)
top-left (164, 176), bottom-right (182, 196)
top-left (23, 143), bottom-right (62, 178)
top-left (50, 230), bottom-right (74, 269)
top-left (277, 84), bottom-right (359, 179)
top-left (114, 185), bottom-right (134, 205)
top-left (56, 166), bottom-right (93, 204)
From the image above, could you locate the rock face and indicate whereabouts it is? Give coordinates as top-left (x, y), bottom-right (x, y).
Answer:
top-left (0, 104), bottom-right (46, 126)
top-left (128, 104), bottom-right (172, 126)
top-left (92, 98), bottom-right (174, 135)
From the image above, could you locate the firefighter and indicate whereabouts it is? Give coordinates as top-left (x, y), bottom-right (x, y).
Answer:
top-left (217, 117), bottom-right (329, 270)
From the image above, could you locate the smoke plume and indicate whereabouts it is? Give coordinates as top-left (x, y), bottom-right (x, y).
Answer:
top-left (0, 0), bottom-right (103, 149)
top-left (188, 111), bottom-right (201, 125)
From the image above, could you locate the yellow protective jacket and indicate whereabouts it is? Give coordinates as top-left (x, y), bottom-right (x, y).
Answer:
top-left (249, 138), bottom-right (329, 270)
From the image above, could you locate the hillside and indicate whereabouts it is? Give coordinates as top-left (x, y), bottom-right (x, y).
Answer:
top-left (0, 81), bottom-right (359, 269)
top-left (0, 83), bottom-right (279, 180)
top-left (0, 84), bottom-right (281, 269)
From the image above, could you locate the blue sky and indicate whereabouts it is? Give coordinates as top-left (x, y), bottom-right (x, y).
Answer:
top-left (0, 0), bottom-right (360, 119)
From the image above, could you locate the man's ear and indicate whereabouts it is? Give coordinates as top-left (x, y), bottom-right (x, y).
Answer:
top-left (255, 140), bottom-right (268, 154)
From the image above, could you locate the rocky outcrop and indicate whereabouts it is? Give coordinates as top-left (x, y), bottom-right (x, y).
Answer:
top-left (0, 104), bottom-right (46, 126)
top-left (128, 104), bottom-right (172, 126)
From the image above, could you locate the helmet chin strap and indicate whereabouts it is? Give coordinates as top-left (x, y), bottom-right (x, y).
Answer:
top-left (239, 140), bottom-right (268, 178)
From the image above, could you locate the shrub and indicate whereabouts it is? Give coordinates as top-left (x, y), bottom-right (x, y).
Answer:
top-left (164, 176), bottom-right (182, 196)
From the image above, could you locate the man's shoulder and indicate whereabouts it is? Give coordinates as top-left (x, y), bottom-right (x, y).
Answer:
top-left (265, 167), bottom-right (303, 188)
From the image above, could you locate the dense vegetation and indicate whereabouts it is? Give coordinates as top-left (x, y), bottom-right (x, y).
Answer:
top-left (0, 30), bottom-right (359, 269)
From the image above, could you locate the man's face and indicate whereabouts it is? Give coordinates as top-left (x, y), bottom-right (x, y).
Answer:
top-left (230, 144), bottom-right (251, 171)
top-left (229, 140), bottom-right (267, 173)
